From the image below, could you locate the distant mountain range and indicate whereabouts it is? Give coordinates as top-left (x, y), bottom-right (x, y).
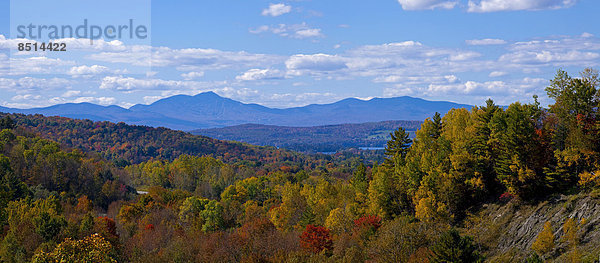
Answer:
top-left (0, 92), bottom-right (472, 130)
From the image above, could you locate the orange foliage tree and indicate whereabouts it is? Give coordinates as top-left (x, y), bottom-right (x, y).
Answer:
top-left (299, 225), bottom-right (333, 254)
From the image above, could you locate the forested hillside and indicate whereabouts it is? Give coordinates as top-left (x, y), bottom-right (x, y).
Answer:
top-left (193, 120), bottom-right (422, 153)
top-left (0, 68), bottom-right (597, 262)
top-left (0, 113), bottom-right (385, 176)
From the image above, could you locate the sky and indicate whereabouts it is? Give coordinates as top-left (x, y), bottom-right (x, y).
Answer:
top-left (0, 0), bottom-right (599, 109)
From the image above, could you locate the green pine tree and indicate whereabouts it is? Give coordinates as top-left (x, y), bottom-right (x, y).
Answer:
top-left (430, 228), bottom-right (484, 263)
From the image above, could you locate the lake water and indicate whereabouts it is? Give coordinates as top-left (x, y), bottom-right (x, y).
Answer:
top-left (359, 147), bottom-right (385, 150)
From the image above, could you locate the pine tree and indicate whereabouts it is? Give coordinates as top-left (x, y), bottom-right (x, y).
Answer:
top-left (429, 228), bottom-right (484, 263)
top-left (384, 127), bottom-right (412, 165)
top-left (351, 163), bottom-right (368, 193)
top-left (0, 117), bottom-right (14, 130)
top-left (431, 112), bottom-right (442, 139)
top-left (471, 99), bottom-right (501, 195)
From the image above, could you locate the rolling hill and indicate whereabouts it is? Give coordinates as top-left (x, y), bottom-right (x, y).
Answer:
top-left (192, 120), bottom-right (422, 153)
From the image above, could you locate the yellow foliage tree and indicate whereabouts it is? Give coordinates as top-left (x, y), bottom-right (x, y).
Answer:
top-left (324, 207), bottom-right (352, 235)
top-left (578, 170), bottom-right (600, 189)
top-left (414, 188), bottom-right (450, 223)
top-left (531, 221), bottom-right (555, 255)
top-left (268, 182), bottom-right (307, 231)
top-left (32, 233), bottom-right (117, 263)
top-left (562, 218), bottom-right (585, 263)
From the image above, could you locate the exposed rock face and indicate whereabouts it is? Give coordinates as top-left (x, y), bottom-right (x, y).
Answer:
top-left (466, 193), bottom-right (600, 262)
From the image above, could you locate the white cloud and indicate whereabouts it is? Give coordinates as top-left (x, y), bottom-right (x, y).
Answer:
top-left (265, 92), bottom-right (339, 107)
top-left (99, 76), bottom-right (229, 94)
top-left (11, 94), bottom-right (42, 101)
top-left (216, 87), bottom-right (260, 100)
top-left (87, 45), bottom-right (284, 72)
top-left (384, 76), bottom-right (547, 106)
top-left (100, 76), bottom-right (186, 92)
top-left (7, 56), bottom-right (76, 75)
top-left (0, 77), bottom-right (72, 92)
top-left (374, 75), bottom-right (460, 84)
top-left (250, 23), bottom-right (324, 39)
top-left (285, 54), bottom-right (348, 76)
top-left (500, 50), bottom-right (600, 65)
top-left (397, 0), bottom-right (458, 10)
top-left (68, 65), bottom-right (110, 76)
top-left (466, 38), bottom-right (508, 45)
top-left (181, 72), bottom-right (205, 80)
top-left (427, 80), bottom-right (508, 95)
top-left (62, 90), bottom-right (82, 97)
top-left (73, 96), bottom-right (117, 105)
top-left (489, 71), bottom-right (507, 77)
top-left (236, 68), bottom-right (283, 81)
top-left (582, 32), bottom-right (594, 38)
top-left (450, 51), bottom-right (482, 61)
top-left (295, 28), bottom-right (323, 39)
top-left (468, 0), bottom-right (577, 12)
top-left (262, 3), bottom-right (292, 17)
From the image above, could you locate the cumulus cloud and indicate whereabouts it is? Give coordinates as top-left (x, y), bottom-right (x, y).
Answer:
top-left (285, 54), bottom-right (348, 76)
top-left (236, 68), bottom-right (283, 81)
top-left (72, 96), bottom-right (117, 105)
top-left (582, 32), bottom-right (594, 38)
top-left (99, 76), bottom-right (186, 92)
top-left (0, 77), bottom-right (72, 92)
top-left (384, 77), bottom-right (546, 106)
top-left (250, 23), bottom-right (324, 39)
top-left (86, 45), bottom-right (284, 74)
top-left (500, 50), bottom-right (600, 65)
top-left (68, 65), bottom-right (110, 76)
top-left (181, 72), bottom-right (205, 80)
top-left (264, 92), bottom-right (340, 107)
top-left (489, 71), bottom-right (507, 77)
top-left (262, 3), bottom-right (292, 17)
top-left (62, 90), bottom-right (82, 97)
top-left (466, 38), bottom-right (508, 45)
top-left (7, 56), bottom-right (76, 75)
top-left (468, 0), bottom-right (577, 12)
top-left (397, 0), bottom-right (458, 10)
top-left (11, 94), bottom-right (42, 101)
top-left (99, 76), bottom-right (228, 94)
top-left (427, 80), bottom-right (508, 95)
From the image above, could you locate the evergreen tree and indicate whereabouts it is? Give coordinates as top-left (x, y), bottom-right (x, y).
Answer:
top-left (384, 127), bottom-right (412, 166)
top-left (429, 228), bottom-right (484, 263)
top-left (351, 163), bottom-right (368, 193)
top-left (470, 99), bottom-right (501, 195)
top-left (0, 117), bottom-right (14, 130)
top-left (431, 112), bottom-right (443, 139)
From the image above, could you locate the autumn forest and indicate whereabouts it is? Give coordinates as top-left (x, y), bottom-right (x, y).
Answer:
top-left (0, 68), bottom-right (599, 262)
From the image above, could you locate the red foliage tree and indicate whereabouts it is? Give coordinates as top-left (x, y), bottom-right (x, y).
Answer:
top-left (353, 215), bottom-right (382, 231)
top-left (351, 215), bottom-right (382, 244)
top-left (299, 225), bottom-right (333, 254)
top-left (95, 216), bottom-right (120, 249)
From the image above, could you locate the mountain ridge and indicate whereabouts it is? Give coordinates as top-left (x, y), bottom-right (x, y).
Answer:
top-left (0, 92), bottom-right (473, 130)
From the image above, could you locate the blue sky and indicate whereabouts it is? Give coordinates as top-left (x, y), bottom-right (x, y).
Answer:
top-left (0, 0), bottom-right (599, 109)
